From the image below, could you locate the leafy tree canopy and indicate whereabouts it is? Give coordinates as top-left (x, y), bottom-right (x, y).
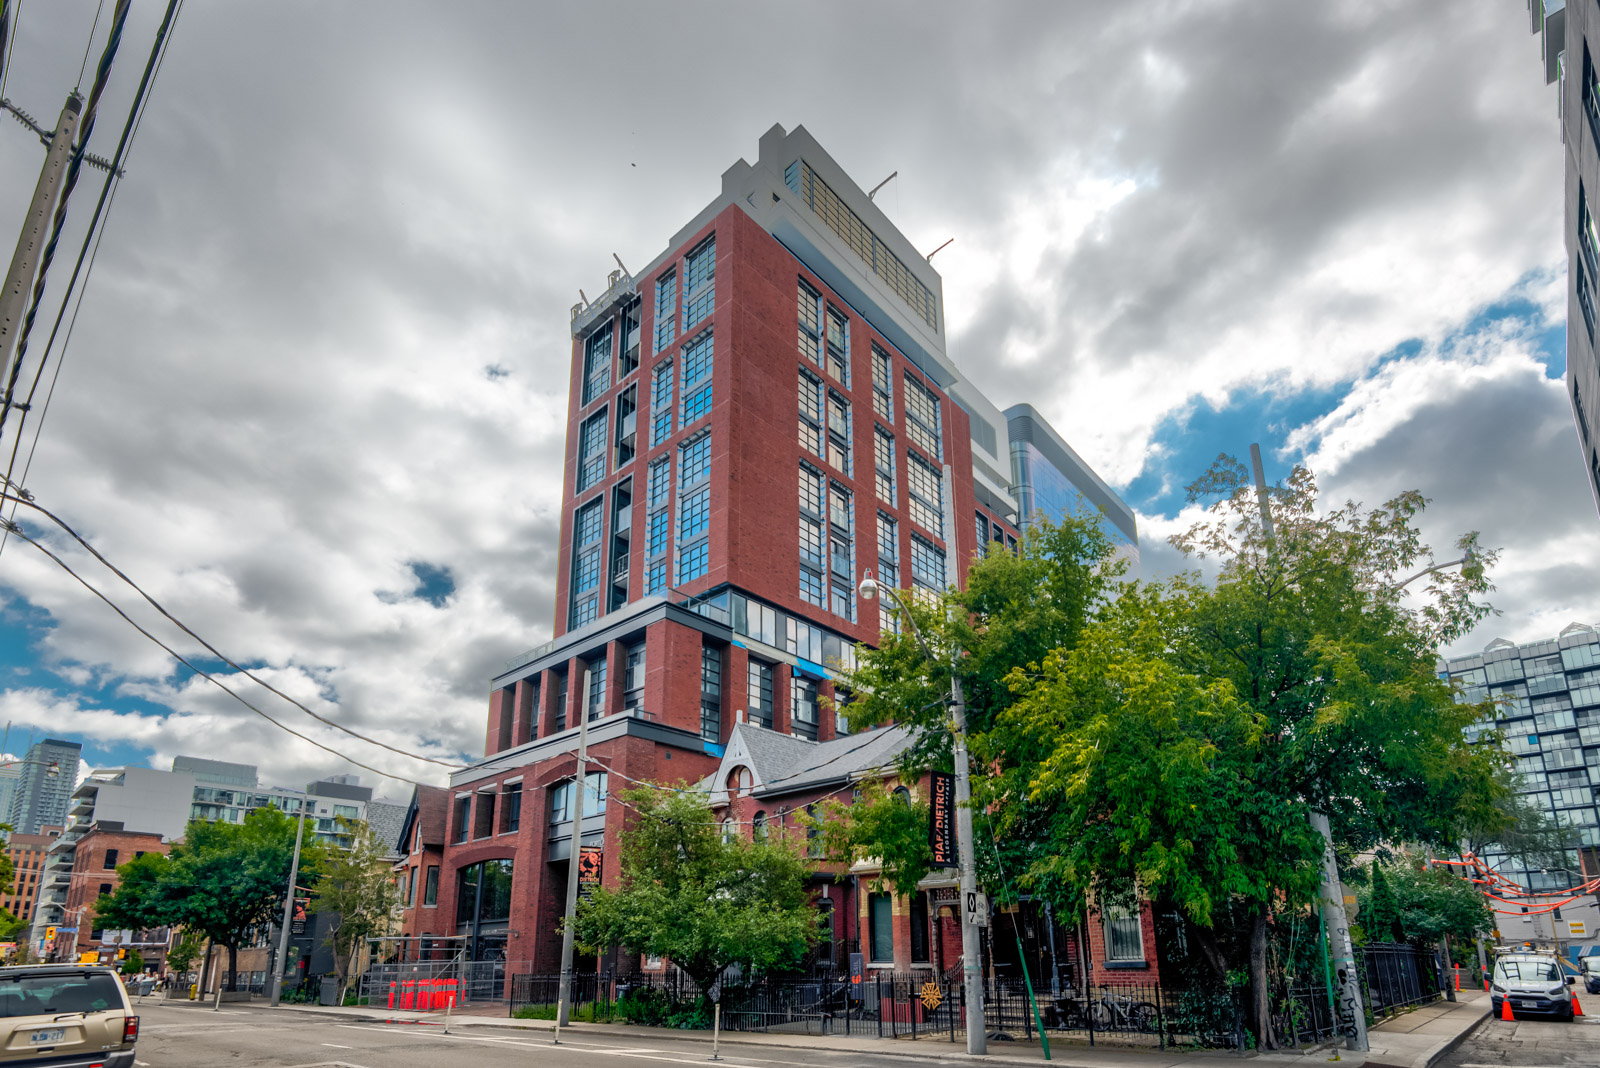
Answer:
top-left (827, 460), bottom-right (1507, 1050)
top-left (313, 818), bottom-right (399, 997)
top-left (573, 787), bottom-right (817, 997)
top-left (95, 807), bottom-right (324, 989)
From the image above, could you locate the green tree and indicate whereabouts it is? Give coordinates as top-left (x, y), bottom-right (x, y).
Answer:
top-left (312, 818), bottom-right (399, 1002)
top-left (1367, 856), bottom-right (1493, 948)
top-left (120, 949), bottom-right (144, 975)
top-left (573, 787), bottom-right (817, 1002)
top-left (165, 931), bottom-right (203, 974)
top-left (1367, 863), bottom-right (1405, 943)
top-left (828, 461), bottom-right (1505, 1049)
top-left (95, 808), bottom-right (323, 990)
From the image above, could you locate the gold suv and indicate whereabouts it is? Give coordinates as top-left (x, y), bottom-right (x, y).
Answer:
top-left (0, 967), bottom-right (138, 1067)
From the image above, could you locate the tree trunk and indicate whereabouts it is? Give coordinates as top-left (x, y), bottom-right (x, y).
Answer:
top-left (1248, 908), bottom-right (1273, 1051)
top-left (226, 943), bottom-right (239, 992)
top-left (1180, 913), bottom-right (1231, 983)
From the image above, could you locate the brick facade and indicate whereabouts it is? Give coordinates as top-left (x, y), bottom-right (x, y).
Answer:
top-left (56, 825), bottom-right (170, 969)
top-left (401, 126), bottom-right (1149, 995)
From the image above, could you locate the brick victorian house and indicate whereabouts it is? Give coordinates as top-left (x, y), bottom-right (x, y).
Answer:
top-left (395, 124), bottom-right (1150, 992)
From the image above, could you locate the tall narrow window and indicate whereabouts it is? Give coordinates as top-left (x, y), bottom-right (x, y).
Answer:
top-left (826, 391), bottom-right (851, 475)
top-left (424, 865), bottom-right (439, 906)
top-left (871, 344), bottom-right (893, 421)
top-left (799, 464), bottom-right (825, 607)
top-left (798, 368), bottom-right (823, 454)
top-left (797, 279), bottom-right (821, 364)
top-left (793, 678), bottom-right (818, 741)
top-left (877, 513), bottom-right (900, 636)
top-left (825, 306), bottom-right (849, 384)
top-left (906, 452), bottom-right (944, 538)
top-left (503, 783), bottom-right (522, 833)
top-left (748, 660), bottom-right (775, 729)
top-left (570, 498), bottom-right (604, 629)
top-left (909, 892), bottom-right (930, 963)
top-left (874, 426), bottom-right (895, 505)
top-left (828, 482), bottom-right (854, 621)
top-left (869, 893), bottom-right (893, 963)
top-left (553, 671), bottom-right (568, 732)
top-left (577, 409), bottom-right (608, 491)
top-left (619, 300), bottom-right (642, 377)
top-left (701, 644), bottom-right (723, 742)
top-left (623, 642), bottom-right (646, 711)
top-left (683, 236), bottom-right (715, 329)
top-left (645, 457), bottom-right (671, 596)
top-left (454, 796), bottom-right (471, 843)
top-left (613, 385), bottom-right (638, 468)
top-left (680, 331), bottom-right (714, 426)
top-left (910, 535), bottom-right (947, 592)
top-left (904, 374), bottom-right (942, 460)
top-left (654, 271), bottom-right (677, 352)
top-left (677, 434), bottom-right (712, 584)
top-left (649, 360), bottom-right (675, 446)
top-left (587, 657), bottom-right (607, 722)
top-left (581, 321), bottom-right (613, 406)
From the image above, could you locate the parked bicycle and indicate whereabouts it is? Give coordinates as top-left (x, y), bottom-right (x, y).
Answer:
top-left (1088, 986), bottom-right (1160, 1033)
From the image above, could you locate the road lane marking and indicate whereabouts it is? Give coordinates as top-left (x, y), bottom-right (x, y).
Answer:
top-left (323, 1043), bottom-right (354, 1048)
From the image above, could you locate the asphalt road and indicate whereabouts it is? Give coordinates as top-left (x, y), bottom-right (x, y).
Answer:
top-left (133, 1003), bottom-right (976, 1068)
top-left (1437, 1010), bottom-right (1600, 1068)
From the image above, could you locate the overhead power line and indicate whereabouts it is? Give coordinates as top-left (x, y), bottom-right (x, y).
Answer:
top-left (0, 515), bottom-right (439, 789)
top-left (1, 0), bottom-right (183, 560)
top-left (0, 0), bottom-right (129, 438)
top-left (1, 489), bottom-right (464, 769)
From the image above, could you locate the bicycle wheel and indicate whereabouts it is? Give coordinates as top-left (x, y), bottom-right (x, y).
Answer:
top-left (1089, 1001), bottom-right (1112, 1030)
top-left (1130, 1002), bottom-right (1160, 1033)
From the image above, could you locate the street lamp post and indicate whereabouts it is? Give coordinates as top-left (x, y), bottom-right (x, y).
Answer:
top-left (857, 569), bottom-right (986, 1056)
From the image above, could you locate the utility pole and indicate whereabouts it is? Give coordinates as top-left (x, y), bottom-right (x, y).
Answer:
top-left (942, 464), bottom-right (986, 1055)
top-left (553, 685), bottom-right (593, 1041)
top-left (1, 94), bottom-right (80, 382)
top-left (1250, 445), bottom-right (1368, 1052)
top-left (269, 813), bottom-right (306, 1007)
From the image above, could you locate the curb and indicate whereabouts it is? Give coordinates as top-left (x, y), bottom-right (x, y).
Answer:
top-left (1362, 1002), bottom-right (1490, 1068)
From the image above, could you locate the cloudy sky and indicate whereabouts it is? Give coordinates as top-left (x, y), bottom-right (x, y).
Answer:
top-left (0, 1), bottom-right (1591, 794)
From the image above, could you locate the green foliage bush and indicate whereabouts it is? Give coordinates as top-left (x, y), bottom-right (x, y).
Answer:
top-left (614, 988), bottom-right (711, 1029)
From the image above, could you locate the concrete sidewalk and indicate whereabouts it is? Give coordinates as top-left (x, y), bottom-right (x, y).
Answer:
top-left (264, 989), bottom-right (1490, 1068)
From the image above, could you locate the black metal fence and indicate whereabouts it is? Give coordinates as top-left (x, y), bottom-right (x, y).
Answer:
top-left (1269, 942), bottom-right (1441, 1048)
top-left (504, 942), bottom-right (1441, 1051)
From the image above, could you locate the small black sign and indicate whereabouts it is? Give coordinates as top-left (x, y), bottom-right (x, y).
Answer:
top-left (290, 897), bottom-right (309, 936)
top-left (929, 772), bottom-right (956, 867)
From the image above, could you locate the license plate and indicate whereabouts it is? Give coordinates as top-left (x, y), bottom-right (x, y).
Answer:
top-left (1512, 1000), bottom-right (1527, 1008)
top-left (29, 1029), bottom-right (63, 1044)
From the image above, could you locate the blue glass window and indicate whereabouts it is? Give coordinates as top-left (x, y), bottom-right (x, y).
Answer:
top-left (680, 332), bottom-right (713, 426)
top-left (581, 322), bottom-right (612, 406)
top-left (679, 434), bottom-right (711, 487)
top-left (650, 361), bottom-right (674, 446)
top-left (678, 541), bottom-right (709, 583)
top-left (654, 272), bottom-right (677, 352)
top-left (683, 237), bottom-right (715, 330)
top-left (679, 488), bottom-right (710, 541)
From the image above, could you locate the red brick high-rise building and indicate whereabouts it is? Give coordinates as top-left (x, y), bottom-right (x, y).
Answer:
top-left (401, 125), bottom-right (1139, 986)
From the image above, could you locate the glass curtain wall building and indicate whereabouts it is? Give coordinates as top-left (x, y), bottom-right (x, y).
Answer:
top-left (1442, 623), bottom-right (1600, 890)
top-left (1005, 404), bottom-right (1139, 570)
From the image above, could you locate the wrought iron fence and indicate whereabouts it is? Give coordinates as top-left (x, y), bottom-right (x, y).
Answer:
top-left (508, 972), bottom-right (612, 1017)
top-left (1268, 942), bottom-right (1442, 1048)
top-left (498, 947), bottom-right (1438, 1050)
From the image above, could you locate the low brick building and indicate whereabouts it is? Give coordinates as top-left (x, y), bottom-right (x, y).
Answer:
top-left (2, 826), bottom-right (60, 936)
top-left (52, 823), bottom-right (170, 969)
